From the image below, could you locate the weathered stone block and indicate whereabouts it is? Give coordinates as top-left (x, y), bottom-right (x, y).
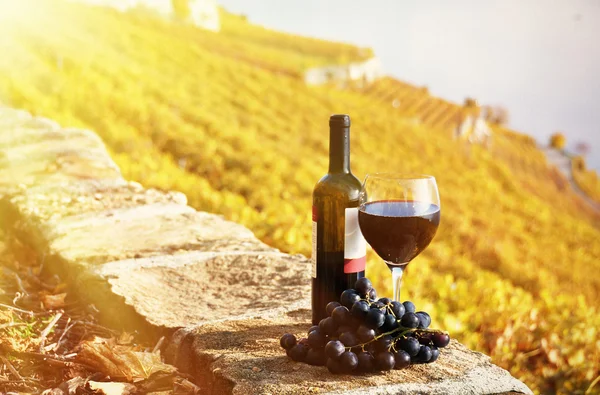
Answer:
top-left (78, 251), bottom-right (309, 328)
top-left (166, 311), bottom-right (533, 395)
top-left (43, 204), bottom-right (275, 265)
top-left (8, 180), bottom-right (186, 224)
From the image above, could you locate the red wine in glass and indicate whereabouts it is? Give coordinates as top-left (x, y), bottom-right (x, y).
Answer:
top-left (359, 200), bottom-right (440, 269)
top-left (358, 174), bottom-right (441, 301)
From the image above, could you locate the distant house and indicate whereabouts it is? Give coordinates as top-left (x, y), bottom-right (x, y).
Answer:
top-left (188, 0), bottom-right (220, 32)
top-left (304, 57), bottom-right (383, 87)
top-left (73, 0), bottom-right (220, 31)
top-left (455, 113), bottom-right (492, 147)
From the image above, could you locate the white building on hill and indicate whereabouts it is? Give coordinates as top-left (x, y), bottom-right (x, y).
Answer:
top-left (73, 0), bottom-right (220, 31)
top-left (455, 113), bottom-right (492, 147)
top-left (305, 57), bottom-right (383, 87)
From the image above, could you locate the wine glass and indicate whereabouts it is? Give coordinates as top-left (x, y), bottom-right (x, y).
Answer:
top-left (358, 174), bottom-right (440, 301)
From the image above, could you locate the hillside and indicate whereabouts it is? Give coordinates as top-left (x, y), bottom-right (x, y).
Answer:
top-left (0, 1), bottom-right (599, 393)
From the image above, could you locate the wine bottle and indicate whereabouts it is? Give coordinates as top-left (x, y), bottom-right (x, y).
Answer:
top-left (312, 114), bottom-right (366, 324)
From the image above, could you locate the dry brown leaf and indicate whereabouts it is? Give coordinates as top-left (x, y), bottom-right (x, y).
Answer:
top-left (76, 337), bottom-right (176, 382)
top-left (88, 381), bottom-right (136, 395)
top-left (42, 376), bottom-right (88, 395)
top-left (117, 332), bottom-right (135, 345)
top-left (41, 292), bottom-right (67, 310)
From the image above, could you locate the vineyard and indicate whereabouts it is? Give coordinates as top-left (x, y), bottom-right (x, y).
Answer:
top-left (0, 1), bottom-right (599, 393)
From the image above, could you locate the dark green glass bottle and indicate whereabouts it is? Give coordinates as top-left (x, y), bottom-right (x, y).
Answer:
top-left (311, 114), bottom-right (366, 324)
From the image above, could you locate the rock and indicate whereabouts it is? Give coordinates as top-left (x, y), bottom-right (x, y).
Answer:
top-left (0, 125), bottom-right (122, 188)
top-left (0, 110), bottom-right (122, 189)
top-left (167, 310), bottom-right (532, 395)
top-left (5, 180), bottom-right (186, 243)
top-left (77, 251), bottom-right (310, 328)
top-left (0, 107), bottom-right (32, 128)
top-left (42, 203), bottom-right (274, 266)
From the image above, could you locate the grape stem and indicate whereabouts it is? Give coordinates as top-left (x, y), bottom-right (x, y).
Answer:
top-left (348, 326), bottom-right (448, 351)
top-left (348, 297), bottom-right (448, 352)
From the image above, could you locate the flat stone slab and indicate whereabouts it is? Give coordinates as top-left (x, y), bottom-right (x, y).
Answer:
top-left (43, 203), bottom-right (274, 265)
top-left (165, 310), bottom-right (532, 395)
top-left (78, 251), bottom-right (310, 328)
top-left (7, 179), bottom-right (186, 225)
top-left (0, 112), bottom-right (122, 188)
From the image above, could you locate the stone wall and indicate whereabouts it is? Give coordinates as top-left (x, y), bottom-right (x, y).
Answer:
top-left (0, 106), bottom-right (532, 394)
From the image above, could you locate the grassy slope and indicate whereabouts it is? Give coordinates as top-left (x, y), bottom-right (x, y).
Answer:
top-left (0, 1), bottom-right (599, 393)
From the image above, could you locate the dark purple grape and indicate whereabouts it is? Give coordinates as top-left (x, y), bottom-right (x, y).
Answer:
top-left (379, 297), bottom-right (391, 305)
top-left (308, 325), bottom-right (319, 335)
top-left (413, 345), bottom-right (433, 363)
top-left (432, 332), bottom-right (451, 348)
top-left (375, 351), bottom-right (395, 371)
top-left (298, 338), bottom-right (309, 346)
top-left (400, 312), bottom-right (419, 328)
top-left (398, 336), bottom-right (420, 356)
top-left (325, 340), bottom-right (345, 360)
top-left (339, 331), bottom-right (358, 348)
top-left (355, 277), bottom-right (373, 296)
top-left (287, 344), bottom-right (308, 362)
top-left (402, 301), bottom-right (416, 313)
top-left (371, 301), bottom-right (385, 310)
top-left (365, 342), bottom-right (377, 355)
top-left (393, 350), bottom-right (411, 369)
top-left (332, 306), bottom-right (351, 326)
top-left (326, 301), bottom-right (341, 316)
top-left (308, 329), bottom-right (326, 349)
top-left (356, 351), bottom-right (375, 372)
top-left (418, 333), bottom-right (432, 345)
top-left (429, 346), bottom-right (440, 363)
top-left (365, 309), bottom-right (385, 329)
top-left (390, 301), bottom-right (405, 318)
top-left (356, 325), bottom-right (376, 342)
top-left (351, 300), bottom-right (370, 319)
top-left (319, 317), bottom-right (337, 336)
top-left (280, 333), bottom-right (297, 350)
top-left (416, 311), bottom-right (431, 329)
top-left (339, 351), bottom-right (359, 373)
top-left (336, 325), bottom-right (352, 337)
top-left (327, 357), bottom-right (343, 374)
top-left (368, 288), bottom-right (377, 300)
top-left (306, 348), bottom-right (326, 366)
top-left (380, 313), bottom-right (399, 332)
top-left (348, 316), bottom-right (362, 330)
top-left (340, 289), bottom-right (361, 309)
top-left (374, 335), bottom-right (393, 352)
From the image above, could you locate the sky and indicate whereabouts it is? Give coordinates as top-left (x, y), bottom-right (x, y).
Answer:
top-left (218, 0), bottom-right (600, 171)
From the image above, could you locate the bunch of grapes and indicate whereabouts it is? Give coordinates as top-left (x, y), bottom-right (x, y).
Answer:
top-left (280, 278), bottom-right (451, 374)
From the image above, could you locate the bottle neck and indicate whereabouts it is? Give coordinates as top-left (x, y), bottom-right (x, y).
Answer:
top-left (328, 126), bottom-right (351, 174)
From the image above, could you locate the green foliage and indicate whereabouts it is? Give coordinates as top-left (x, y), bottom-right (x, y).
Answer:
top-left (0, 1), bottom-right (599, 393)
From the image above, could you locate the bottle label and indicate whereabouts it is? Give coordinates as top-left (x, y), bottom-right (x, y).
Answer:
top-left (311, 206), bottom-right (318, 278)
top-left (344, 207), bottom-right (366, 273)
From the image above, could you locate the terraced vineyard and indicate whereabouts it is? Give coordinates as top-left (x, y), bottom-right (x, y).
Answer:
top-left (1, 1), bottom-right (599, 393)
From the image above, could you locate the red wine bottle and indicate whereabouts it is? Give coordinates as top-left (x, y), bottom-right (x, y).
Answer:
top-left (312, 114), bottom-right (366, 324)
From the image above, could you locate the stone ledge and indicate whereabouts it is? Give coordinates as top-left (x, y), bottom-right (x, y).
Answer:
top-left (76, 251), bottom-right (310, 329)
top-left (164, 310), bottom-right (533, 395)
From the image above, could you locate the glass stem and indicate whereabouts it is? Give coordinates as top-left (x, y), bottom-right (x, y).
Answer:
top-left (392, 266), bottom-right (404, 302)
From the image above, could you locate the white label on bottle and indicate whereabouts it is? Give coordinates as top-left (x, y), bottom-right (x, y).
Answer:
top-left (311, 206), bottom-right (318, 278)
top-left (344, 207), bottom-right (367, 273)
